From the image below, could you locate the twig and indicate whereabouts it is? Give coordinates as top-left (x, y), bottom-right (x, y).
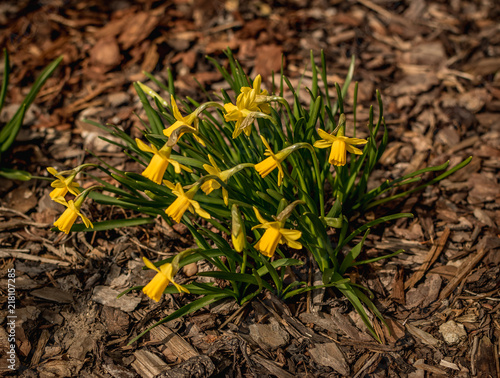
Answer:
top-left (0, 249), bottom-right (71, 266)
top-left (405, 227), bottom-right (450, 290)
top-left (0, 206), bottom-right (32, 220)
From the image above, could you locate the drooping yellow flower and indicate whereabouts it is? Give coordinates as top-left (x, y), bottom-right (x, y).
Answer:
top-left (47, 167), bottom-right (81, 199)
top-left (53, 196), bottom-right (93, 234)
top-left (136, 139), bottom-right (192, 184)
top-left (224, 75), bottom-right (272, 138)
top-left (251, 207), bottom-right (302, 257)
top-left (313, 129), bottom-right (367, 166)
top-left (142, 257), bottom-right (189, 302)
top-left (163, 96), bottom-right (205, 146)
top-left (254, 136), bottom-right (287, 186)
top-left (165, 183), bottom-right (210, 223)
top-left (201, 155), bottom-right (230, 206)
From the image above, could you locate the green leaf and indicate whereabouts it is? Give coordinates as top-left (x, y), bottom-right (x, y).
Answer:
top-left (0, 56), bottom-right (62, 150)
top-left (339, 229), bottom-right (370, 274)
top-left (0, 49), bottom-right (10, 113)
top-left (258, 254), bottom-right (282, 293)
top-left (334, 275), bottom-right (381, 342)
top-left (0, 168), bottom-right (32, 181)
top-left (52, 217), bottom-right (155, 233)
top-left (336, 213), bottom-right (413, 254)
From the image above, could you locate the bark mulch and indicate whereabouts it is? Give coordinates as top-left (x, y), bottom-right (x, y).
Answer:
top-left (0, 0), bottom-right (499, 376)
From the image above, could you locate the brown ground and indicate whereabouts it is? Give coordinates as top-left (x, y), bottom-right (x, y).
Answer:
top-left (0, 0), bottom-right (499, 377)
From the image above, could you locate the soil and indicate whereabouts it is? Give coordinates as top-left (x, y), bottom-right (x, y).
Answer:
top-left (0, 0), bottom-right (499, 377)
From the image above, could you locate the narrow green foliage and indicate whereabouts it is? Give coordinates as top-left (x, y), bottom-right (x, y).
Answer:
top-left (43, 48), bottom-right (471, 344)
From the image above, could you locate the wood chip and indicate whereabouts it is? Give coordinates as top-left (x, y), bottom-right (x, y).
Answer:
top-left (149, 322), bottom-right (198, 361)
top-left (405, 227), bottom-right (450, 290)
top-left (406, 323), bottom-right (440, 347)
top-left (308, 343), bottom-right (350, 376)
top-left (252, 354), bottom-right (295, 378)
top-left (131, 349), bottom-right (168, 378)
top-left (439, 238), bottom-right (491, 300)
top-left (31, 287), bottom-right (74, 303)
top-left (414, 359), bottom-right (448, 375)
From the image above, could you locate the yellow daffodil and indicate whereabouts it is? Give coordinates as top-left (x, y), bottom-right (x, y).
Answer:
top-left (53, 195), bottom-right (93, 234)
top-left (254, 136), bottom-right (288, 186)
top-left (142, 257), bottom-right (189, 302)
top-left (251, 207), bottom-right (302, 257)
top-left (239, 74), bottom-right (271, 114)
top-left (136, 139), bottom-right (192, 184)
top-left (163, 96), bottom-right (205, 146)
top-left (314, 129), bottom-right (367, 167)
top-left (201, 155), bottom-right (231, 205)
top-left (47, 167), bottom-right (81, 199)
top-left (165, 183), bottom-right (210, 223)
top-left (224, 75), bottom-right (272, 138)
top-left (231, 204), bottom-right (246, 252)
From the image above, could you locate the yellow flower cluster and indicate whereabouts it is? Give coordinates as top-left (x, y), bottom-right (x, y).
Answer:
top-left (48, 74), bottom-right (370, 303)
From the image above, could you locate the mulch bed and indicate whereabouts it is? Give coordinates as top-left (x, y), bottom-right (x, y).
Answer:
top-left (0, 0), bottom-right (499, 376)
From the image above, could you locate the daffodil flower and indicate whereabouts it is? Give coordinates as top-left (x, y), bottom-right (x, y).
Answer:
top-left (224, 75), bottom-right (273, 138)
top-left (47, 167), bottom-right (81, 199)
top-left (165, 183), bottom-right (210, 223)
top-left (53, 195), bottom-right (93, 234)
top-left (201, 155), bottom-right (231, 205)
top-left (254, 136), bottom-right (289, 186)
top-left (239, 74), bottom-right (271, 113)
top-left (314, 129), bottom-right (367, 167)
top-left (251, 207), bottom-right (302, 257)
top-left (163, 95), bottom-right (205, 146)
top-left (136, 139), bottom-right (192, 184)
top-left (142, 257), bottom-right (189, 302)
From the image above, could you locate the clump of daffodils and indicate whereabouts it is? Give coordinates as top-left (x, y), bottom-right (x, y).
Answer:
top-left (48, 50), bottom-right (470, 342)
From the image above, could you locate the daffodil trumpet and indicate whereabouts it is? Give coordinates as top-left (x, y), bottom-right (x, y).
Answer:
top-left (136, 139), bottom-right (192, 184)
top-left (254, 137), bottom-right (314, 187)
top-left (141, 250), bottom-right (193, 301)
top-left (52, 185), bottom-right (102, 234)
top-left (165, 182), bottom-right (210, 223)
top-left (251, 205), bottom-right (303, 258)
top-left (313, 114), bottom-right (368, 167)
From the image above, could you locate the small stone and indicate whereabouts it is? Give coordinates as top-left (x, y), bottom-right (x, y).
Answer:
top-left (183, 262), bottom-right (198, 277)
top-left (439, 320), bottom-right (467, 345)
top-left (107, 92), bottom-right (130, 107)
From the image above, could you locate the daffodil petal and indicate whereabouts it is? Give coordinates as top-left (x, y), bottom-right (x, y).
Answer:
top-left (345, 144), bottom-right (364, 155)
top-left (253, 207), bottom-right (268, 225)
top-left (346, 137), bottom-right (368, 145)
top-left (313, 140), bottom-right (333, 149)
top-left (143, 257), bottom-right (161, 273)
top-left (136, 138), bottom-right (156, 154)
top-left (279, 228), bottom-right (302, 240)
top-left (317, 128), bottom-right (337, 142)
